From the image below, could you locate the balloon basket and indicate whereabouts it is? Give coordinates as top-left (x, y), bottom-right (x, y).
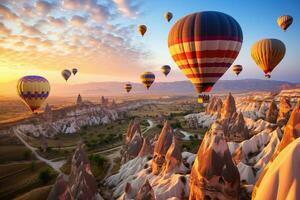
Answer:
top-left (198, 94), bottom-right (210, 104)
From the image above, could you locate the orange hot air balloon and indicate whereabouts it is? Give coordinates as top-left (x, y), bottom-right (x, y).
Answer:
top-left (124, 83), bottom-right (132, 93)
top-left (164, 12), bottom-right (173, 22)
top-left (62, 69), bottom-right (71, 81)
top-left (17, 75), bottom-right (50, 112)
top-left (277, 15), bottom-right (293, 31)
top-left (232, 65), bottom-right (243, 76)
top-left (138, 25), bottom-right (147, 36)
top-left (251, 39), bottom-right (286, 78)
top-left (168, 11), bottom-right (243, 103)
top-left (161, 65), bottom-right (171, 76)
top-left (140, 72), bottom-right (155, 90)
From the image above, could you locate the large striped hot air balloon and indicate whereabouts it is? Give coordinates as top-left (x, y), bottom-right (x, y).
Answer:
top-left (17, 76), bottom-right (50, 112)
top-left (72, 68), bottom-right (78, 75)
top-left (62, 69), bottom-right (71, 81)
top-left (232, 65), bottom-right (243, 76)
top-left (277, 15), bottom-right (293, 31)
top-left (161, 65), bottom-right (171, 77)
top-left (168, 11), bottom-right (243, 103)
top-left (138, 25), bottom-right (147, 36)
top-left (124, 83), bottom-right (132, 93)
top-left (164, 12), bottom-right (173, 22)
top-left (251, 39), bottom-right (286, 78)
top-left (140, 72), bottom-right (155, 90)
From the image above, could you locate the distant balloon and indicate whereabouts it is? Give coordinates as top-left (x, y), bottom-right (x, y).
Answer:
top-left (232, 65), bottom-right (243, 76)
top-left (164, 12), bottom-right (173, 22)
top-left (72, 68), bottom-right (78, 75)
top-left (251, 39), bottom-right (286, 78)
top-left (17, 75), bottom-right (50, 112)
top-left (138, 25), bottom-right (147, 36)
top-left (124, 83), bottom-right (132, 93)
top-left (161, 65), bottom-right (171, 76)
top-left (62, 69), bottom-right (71, 81)
top-left (277, 15), bottom-right (293, 31)
top-left (168, 11), bottom-right (243, 103)
top-left (140, 72), bottom-right (155, 90)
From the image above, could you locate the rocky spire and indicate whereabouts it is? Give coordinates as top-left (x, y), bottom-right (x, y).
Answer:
top-left (189, 122), bottom-right (240, 200)
top-left (221, 93), bottom-right (236, 120)
top-left (138, 137), bottom-right (153, 157)
top-left (125, 119), bottom-right (141, 144)
top-left (230, 112), bottom-right (249, 140)
top-left (206, 97), bottom-right (223, 115)
top-left (47, 174), bottom-right (73, 200)
top-left (151, 121), bottom-right (174, 175)
top-left (76, 94), bottom-right (83, 106)
top-left (277, 97), bottom-right (292, 127)
top-left (126, 131), bottom-right (143, 159)
top-left (161, 136), bottom-right (182, 175)
top-left (265, 100), bottom-right (278, 123)
top-left (136, 179), bottom-right (156, 200)
top-left (253, 99), bottom-right (300, 199)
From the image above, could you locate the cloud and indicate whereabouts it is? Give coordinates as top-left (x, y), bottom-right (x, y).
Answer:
top-left (70, 15), bottom-right (88, 26)
top-left (113, 0), bottom-right (140, 16)
top-left (35, 0), bottom-right (56, 14)
top-left (0, 22), bottom-right (11, 35)
top-left (48, 16), bottom-right (67, 28)
top-left (0, 4), bottom-right (18, 20)
top-left (21, 23), bottom-right (43, 35)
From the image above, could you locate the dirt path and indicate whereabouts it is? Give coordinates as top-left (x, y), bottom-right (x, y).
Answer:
top-left (13, 129), bottom-right (66, 174)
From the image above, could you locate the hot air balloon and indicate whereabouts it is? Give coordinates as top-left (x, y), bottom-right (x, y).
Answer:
top-left (124, 83), bottom-right (132, 93)
top-left (138, 25), bottom-right (147, 36)
top-left (168, 11), bottom-right (243, 103)
top-left (164, 12), bottom-right (173, 22)
top-left (161, 65), bottom-right (171, 76)
top-left (251, 39), bottom-right (286, 78)
top-left (232, 65), bottom-right (243, 76)
top-left (72, 68), bottom-right (78, 75)
top-left (140, 72), bottom-right (155, 90)
top-left (277, 15), bottom-right (293, 31)
top-left (17, 75), bottom-right (50, 112)
top-left (62, 69), bottom-right (71, 81)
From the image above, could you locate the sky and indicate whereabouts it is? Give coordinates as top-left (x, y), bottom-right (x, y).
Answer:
top-left (0, 0), bottom-right (300, 85)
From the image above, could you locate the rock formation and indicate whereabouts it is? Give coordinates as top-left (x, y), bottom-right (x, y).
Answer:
top-left (189, 122), bottom-right (240, 200)
top-left (221, 93), bottom-right (236, 119)
top-left (277, 97), bottom-right (292, 127)
top-left (47, 174), bottom-right (73, 200)
top-left (48, 142), bottom-right (103, 200)
top-left (136, 180), bottom-right (156, 200)
top-left (121, 119), bottom-right (143, 163)
top-left (265, 100), bottom-right (278, 123)
top-left (206, 96), bottom-right (223, 115)
top-left (253, 99), bottom-right (300, 198)
top-left (161, 136), bottom-right (182, 175)
top-left (152, 121), bottom-right (174, 175)
top-left (76, 94), bottom-right (83, 106)
top-left (138, 137), bottom-right (153, 157)
top-left (253, 137), bottom-right (300, 200)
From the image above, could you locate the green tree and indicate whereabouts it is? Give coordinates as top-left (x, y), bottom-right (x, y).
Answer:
top-left (39, 169), bottom-right (51, 184)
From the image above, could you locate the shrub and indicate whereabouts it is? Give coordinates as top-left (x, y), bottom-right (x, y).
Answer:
top-left (39, 169), bottom-right (51, 184)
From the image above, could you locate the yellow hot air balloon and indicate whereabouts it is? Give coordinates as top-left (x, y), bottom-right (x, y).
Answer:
top-left (138, 25), bottom-right (147, 36)
top-left (140, 72), bottom-right (155, 90)
top-left (277, 15), bottom-right (293, 31)
top-left (251, 39), bottom-right (286, 78)
top-left (232, 65), bottom-right (243, 76)
top-left (164, 12), bottom-right (173, 22)
top-left (17, 75), bottom-right (50, 112)
top-left (124, 83), bottom-right (132, 93)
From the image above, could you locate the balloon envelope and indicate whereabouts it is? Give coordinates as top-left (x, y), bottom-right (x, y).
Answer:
top-left (138, 25), bottom-right (147, 36)
top-left (62, 69), bottom-right (72, 81)
top-left (232, 65), bottom-right (243, 76)
top-left (277, 15), bottom-right (293, 31)
top-left (72, 68), bottom-right (78, 75)
top-left (124, 83), bottom-right (132, 93)
top-left (140, 72), bottom-right (155, 89)
top-left (164, 12), bottom-right (173, 22)
top-left (161, 65), bottom-right (171, 76)
top-left (17, 75), bottom-right (50, 112)
top-left (168, 11), bottom-right (243, 97)
top-left (251, 39), bottom-right (286, 78)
